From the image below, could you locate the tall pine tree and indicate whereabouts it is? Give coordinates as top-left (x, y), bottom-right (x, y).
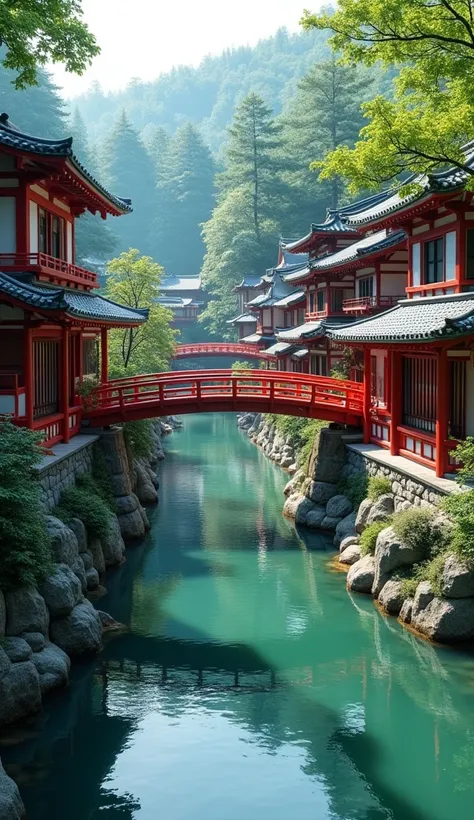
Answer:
top-left (102, 112), bottom-right (157, 256)
top-left (155, 123), bottom-right (215, 275)
top-left (69, 108), bottom-right (119, 269)
top-left (0, 65), bottom-right (65, 136)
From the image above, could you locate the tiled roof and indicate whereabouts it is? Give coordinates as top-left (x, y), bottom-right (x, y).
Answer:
top-left (226, 313), bottom-right (257, 325)
top-left (0, 271), bottom-right (148, 324)
top-left (346, 148), bottom-right (474, 226)
top-left (291, 347), bottom-right (309, 359)
top-left (247, 271), bottom-right (296, 307)
top-left (233, 275), bottom-right (263, 290)
top-left (328, 292), bottom-right (474, 342)
top-left (276, 321), bottom-right (325, 342)
top-left (240, 332), bottom-right (274, 344)
top-left (0, 115), bottom-right (132, 213)
top-left (272, 290), bottom-right (305, 308)
top-left (264, 342), bottom-right (295, 357)
top-left (284, 229), bottom-right (407, 282)
top-left (156, 296), bottom-right (197, 307)
top-left (160, 275), bottom-right (202, 291)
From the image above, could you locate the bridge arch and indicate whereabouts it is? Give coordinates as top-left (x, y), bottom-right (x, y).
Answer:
top-left (174, 343), bottom-right (271, 361)
top-left (85, 370), bottom-right (364, 428)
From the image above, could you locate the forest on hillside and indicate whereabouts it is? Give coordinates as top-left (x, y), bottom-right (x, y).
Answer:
top-left (0, 26), bottom-right (394, 337)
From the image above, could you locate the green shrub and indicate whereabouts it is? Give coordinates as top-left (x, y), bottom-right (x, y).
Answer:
top-left (0, 422), bottom-right (53, 589)
top-left (55, 485), bottom-right (111, 540)
top-left (264, 415), bottom-right (327, 471)
top-left (360, 520), bottom-right (388, 556)
top-left (337, 474), bottom-right (369, 510)
top-left (441, 490), bottom-right (474, 564)
top-left (396, 553), bottom-right (448, 598)
top-left (123, 419), bottom-right (153, 459)
top-left (391, 507), bottom-right (446, 559)
top-left (367, 476), bottom-right (392, 500)
top-left (451, 437), bottom-right (474, 485)
top-left (231, 360), bottom-right (253, 372)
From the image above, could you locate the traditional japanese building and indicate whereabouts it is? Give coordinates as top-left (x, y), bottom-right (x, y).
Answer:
top-left (158, 274), bottom-right (204, 324)
top-left (326, 156), bottom-right (474, 477)
top-left (0, 114), bottom-right (147, 446)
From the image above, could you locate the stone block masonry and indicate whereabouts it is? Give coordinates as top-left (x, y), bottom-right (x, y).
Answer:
top-left (37, 435), bottom-right (98, 512)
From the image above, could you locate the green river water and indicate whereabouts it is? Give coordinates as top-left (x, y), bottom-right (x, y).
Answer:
top-left (2, 413), bottom-right (474, 820)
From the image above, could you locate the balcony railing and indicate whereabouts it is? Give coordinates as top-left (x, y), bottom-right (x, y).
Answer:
top-left (305, 309), bottom-right (329, 321)
top-left (342, 295), bottom-right (403, 313)
top-left (0, 253), bottom-right (99, 288)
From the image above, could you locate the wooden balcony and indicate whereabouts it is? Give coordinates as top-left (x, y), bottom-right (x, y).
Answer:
top-left (305, 309), bottom-right (330, 321)
top-left (342, 295), bottom-right (403, 313)
top-left (0, 253), bottom-right (99, 289)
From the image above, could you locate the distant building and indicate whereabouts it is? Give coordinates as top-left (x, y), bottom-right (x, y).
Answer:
top-left (157, 274), bottom-right (205, 324)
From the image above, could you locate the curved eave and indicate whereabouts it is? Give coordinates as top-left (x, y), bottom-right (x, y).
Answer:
top-left (347, 189), bottom-right (462, 231)
top-left (309, 234), bottom-right (408, 277)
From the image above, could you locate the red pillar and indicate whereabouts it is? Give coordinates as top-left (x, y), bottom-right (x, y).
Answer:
top-left (435, 349), bottom-right (448, 477)
top-left (61, 327), bottom-right (70, 443)
top-left (363, 347), bottom-right (372, 443)
top-left (101, 328), bottom-right (109, 383)
top-left (24, 320), bottom-right (34, 428)
top-left (390, 350), bottom-right (402, 456)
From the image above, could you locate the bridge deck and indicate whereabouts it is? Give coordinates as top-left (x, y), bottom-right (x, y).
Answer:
top-left (85, 370), bottom-right (364, 427)
top-left (174, 343), bottom-right (271, 360)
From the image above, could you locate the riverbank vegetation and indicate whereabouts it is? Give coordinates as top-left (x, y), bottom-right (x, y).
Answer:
top-left (0, 422), bottom-right (53, 589)
top-left (264, 415), bottom-right (326, 469)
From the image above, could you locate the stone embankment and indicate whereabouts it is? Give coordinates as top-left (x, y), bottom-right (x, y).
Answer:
top-left (0, 416), bottom-right (180, 819)
top-left (238, 413), bottom-right (298, 471)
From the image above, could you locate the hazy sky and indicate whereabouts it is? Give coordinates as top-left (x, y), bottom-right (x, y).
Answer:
top-left (49, 0), bottom-right (323, 97)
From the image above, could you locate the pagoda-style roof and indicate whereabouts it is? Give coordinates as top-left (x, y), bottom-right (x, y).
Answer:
top-left (240, 332), bottom-right (275, 344)
top-left (0, 271), bottom-right (148, 326)
top-left (291, 347), bottom-right (309, 360)
top-left (226, 313), bottom-right (258, 325)
top-left (0, 114), bottom-right (132, 217)
top-left (328, 292), bottom-right (474, 343)
top-left (346, 146), bottom-right (474, 228)
top-left (232, 275), bottom-right (263, 291)
top-left (272, 290), bottom-right (305, 309)
top-left (160, 275), bottom-right (202, 292)
top-left (247, 271), bottom-right (298, 308)
top-left (264, 341), bottom-right (297, 357)
top-left (283, 229), bottom-right (407, 283)
top-left (276, 321), bottom-right (327, 343)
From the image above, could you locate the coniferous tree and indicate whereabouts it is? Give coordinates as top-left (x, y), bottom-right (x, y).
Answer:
top-left (0, 66), bottom-right (66, 136)
top-left (143, 124), bottom-right (170, 185)
top-left (102, 111), bottom-right (157, 256)
top-left (69, 108), bottom-right (119, 268)
top-left (155, 123), bottom-right (215, 275)
top-left (281, 57), bottom-right (370, 217)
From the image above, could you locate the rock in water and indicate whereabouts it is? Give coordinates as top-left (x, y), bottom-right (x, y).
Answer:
top-left (0, 662), bottom-right (41, 727)
top-left (346, 556), bottom-right (376, 594)
top-left (46, 517), bottom-right (79, 566)
top-left (31, 643), bottom-right (70, 695)
top-left (39, 564), bottom-right (83, 618)
top-left (339, 545), bottom-right (361, 565)
top-left (412, 597), bottom-right (474, 643)
top-left (378, 580), bottom-right (405, 615)
top-left (0, 591), bottom-right (5, 637)
top-left (441, 554), bottom-right (474, 599)
top-left (0, 758), bottom-right (25, 819)
top-left (326, 495), bottom-right (352, 519)
top-left (49, 602), bottom-right (102, 657)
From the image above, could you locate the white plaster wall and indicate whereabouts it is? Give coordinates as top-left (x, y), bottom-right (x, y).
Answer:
top-left (66, 222), bottom-right (73, 262)
top-left (380, 273), bottom-right (407, 296)
top-left (0, 197), bottom-right (16, 253)
top-left (29, 201), bottom-right (38, 253)
top-left (466, 363), bottom-right (474, 436)
top-left (445, 231), bottom-right (456, 280)
top-left (412, 243), bottom-right (421, 286)
top-left (262, 308), bottom-right (272, 327)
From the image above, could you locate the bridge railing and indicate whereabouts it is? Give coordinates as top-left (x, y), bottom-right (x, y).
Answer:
top-left (175, 343), bottom-right (271, 359)
top-left (85, 370), bottom-right (364, 417)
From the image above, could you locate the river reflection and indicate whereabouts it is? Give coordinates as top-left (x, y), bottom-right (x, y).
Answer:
top-left (2, 414), bottom-right (474, 820)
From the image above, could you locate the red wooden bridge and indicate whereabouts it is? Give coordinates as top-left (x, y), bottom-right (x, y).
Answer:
top-left (174, 343), bottom-right (271, 361)
top-left (84, 370), bottom-right (364, 427)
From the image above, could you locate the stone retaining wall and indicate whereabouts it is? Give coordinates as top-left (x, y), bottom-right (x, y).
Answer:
top-left (39, 439), bottom-right (96, 512)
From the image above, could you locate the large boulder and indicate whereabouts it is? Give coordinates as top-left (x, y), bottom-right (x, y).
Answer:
top-left (88, 537), bottom-right (105, 575)
top-left (440, 555), bottom-right (474, 599)
top-left (347, 555), bottom-right (376, 594)
top-left (117, 499), bottom-right (146, 541)
top-left (334, 512), bottom-right (357, 548)
top-left (0, 590), bottom-right (5, 637)
top-left (0, 647), bottom-right (11, 680)
top-left (307, 429), bottom-right (347, 484)
top-left (101, 516), bottom-right (126, 568)
top-left (71, 556), bottom-right (87, 594)
top-left (306, 481), bottom-right (338, 505)
top-left (85, 568), bottom-right (100, 591)
top-left (366, 494), bottom-right (394, 527)
top-left (305, 507), bottom-right (326, 529)
top-left (355, 499), bottom-right (373, 534)
top-left (0, 758), bottom-right (25, 820)
top-left (339, 545), bottom-right (361, 565)
top-left (49, 602), bottom-right (102, 657)
top-left (46, 516), bottom-right (79, 566)
top-left (412, 581), bottom-right (435, 618)
top-left (372, 526), bottom-right (426, 597)
top-left (22, 633), bottom-right (45, 653)
top-left (1, 638), bottom-right (32, 664)
top-left (340, 535), bottom-right (360, 553)
top-left (0, 661), bottom-right (41, 726)
top-left (294, 497), bottom-right (316, 526)
top-left (31, 643), bottom-right (70, 695)
top-left (412, 597), bottom-right (474, 643)
top-left (399, 598), bottom-right (414, 625)
top-left (67, 518), bottom-right (87, 552)
top-left (39, 565), bottom-right (82, 618)
top-left (321, 516), bottom-right (341, 531)
top-left (378, 580), bottom-right (405, 615)
top-left (283, 471), bottom-right (304, 498)
top-left (282, 493), bottom-right (305, 519)
top-left (5, 588), bottom-right (49, 637)
top-left (326, 495), bottom-right (352, 520)
top-left (134, 460), bottom-right (158, 504)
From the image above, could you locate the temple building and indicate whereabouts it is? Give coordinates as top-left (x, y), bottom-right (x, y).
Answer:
top-left (0, 114), bottom-right (147, 446)
top-left (157, 274), bottom-right (204, 324)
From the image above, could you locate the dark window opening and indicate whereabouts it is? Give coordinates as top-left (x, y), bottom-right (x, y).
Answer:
top-left (358, 277), bottom-right (374, 298)
top-left (424, 238), bottom-right (444, 284)
top-left (402, 356), bottom-right (437, 433)
top-left (33, 340), bottom-right (59, 418)
top-left (466, 230), bottom-right (474, 279)
top-left (331, 289), bottom-right (343, 312)
top-left (82, 337), bottom-right (98, 377)
top-left (449, 360), bottom-right (466, 439)
top-left (317, 289), bottom-right (326, 312)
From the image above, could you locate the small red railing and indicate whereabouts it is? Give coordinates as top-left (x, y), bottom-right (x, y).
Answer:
top-left (0, 252), bottom-right (98, 288)
top-left (342, 295), bottom-right (403, 312)
top-left (305, 310), bottom-right (329, 321)
top-left (84, 369), bottom-right (364, 426)
top-left (175, 343), bottom-right (271, 360)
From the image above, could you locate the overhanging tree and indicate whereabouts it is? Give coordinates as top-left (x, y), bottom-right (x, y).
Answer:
top-left (302, 0), bottom-right (474, 192)
top-left (104, 249), bottom-right (177, 377)
top-left (0, 0), bottom-right (99, 88)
